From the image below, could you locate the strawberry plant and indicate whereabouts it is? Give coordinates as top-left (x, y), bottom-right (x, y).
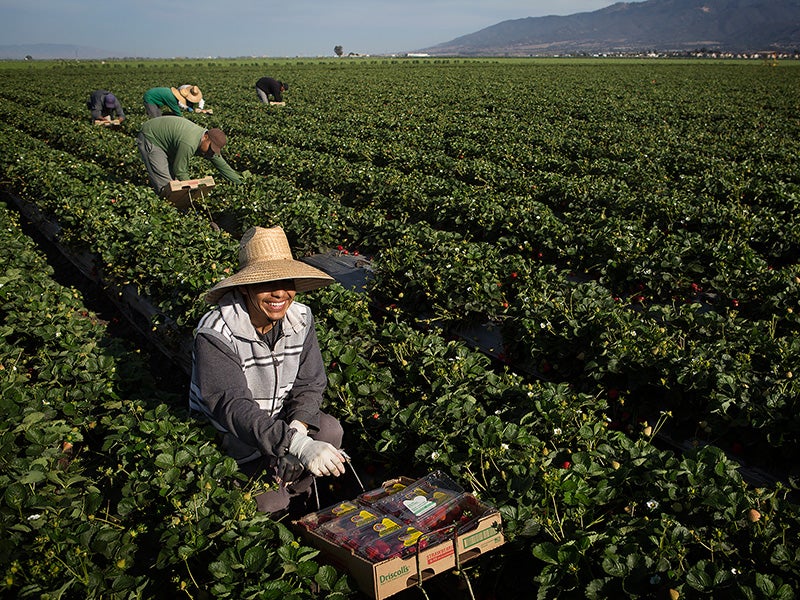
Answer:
top-left (0, 201), bottom-right (351, 599)
top-left (2, 57), bottom-right (800, 598)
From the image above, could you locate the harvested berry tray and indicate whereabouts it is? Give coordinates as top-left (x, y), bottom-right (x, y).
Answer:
top-left (294, 471), bottom-right (504, 600)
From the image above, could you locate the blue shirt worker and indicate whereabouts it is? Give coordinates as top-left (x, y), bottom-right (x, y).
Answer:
top-left (87, 90), bottom-right (125, 123)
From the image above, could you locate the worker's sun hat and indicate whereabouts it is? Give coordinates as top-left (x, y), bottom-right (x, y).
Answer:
top-left (179, 85), bottom-right (203, 103)
top-left (205, 128), bottom-right (227, 155)
top-left (170, 85), bottom-right (202, 105)
top-left (204, 226), bottom-right (334, 304)
top-left (104, 93), bottom-right (117, 107)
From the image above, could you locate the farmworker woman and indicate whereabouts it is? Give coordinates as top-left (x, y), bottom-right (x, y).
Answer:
top-left (255, 77), bottom-right (287, 105)
top-left (189, 226), bottom-right (345, 514)
top-left (136, 116), bottom-right (242, 197)
top-left (142, 85), bottom-right (202, 118)
top-left (87, 90), bottom-right (125, 124)
top-left (178, 84), bottom-right (210, 112)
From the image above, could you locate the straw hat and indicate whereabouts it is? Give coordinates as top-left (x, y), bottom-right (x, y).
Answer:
top-left (204, 226), bottom-right (334, 304)
top-left (170, 85), bottom-right (203, 105)
top-left (179, 85), bottom-right (203, 103)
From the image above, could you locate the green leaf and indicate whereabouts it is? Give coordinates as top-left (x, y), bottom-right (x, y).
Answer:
top-left (19, 469), bottom-right (47, 485)
top-left (686, 561), bottom-right (713, 590)
top-left (775, 585), bottom-right (796, 600)
top-left (274, 521), bottom-right (297, 545)
top-left (296, 559), bottom-right (318, 578)
top-left (339, 347), bottom-right (358, 366)
top-left (585, 578), bottom-right (612, 600)
top-left (174, 449), bottom-right (193, 467)
top-left (111, 574), bottom-right (139, 592)
top-left (4, 483), bottom-right (27, 509)
top-left (116, 496), bottom-right (139, 517)
top-left (770, 544), bottom-right (795, 568)
top-left (154, 453), bottom-right (174, 469)
top-left (755, 573), bottom-right (777, 596)
top-left (243, 546), bottom-right (268, 572)
top-left (315, 565), bottom-right (340, 592)
top-left (21, 411), bottom-right (46, 426)
top-left (208, 560), bottom-right (235, 582)
top-left (601, 555), bottom-right (627, 578)
top-left (532, 542), bottom-right (559, 565)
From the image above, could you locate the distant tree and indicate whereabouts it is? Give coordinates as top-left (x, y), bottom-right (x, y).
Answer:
top-left (334, 45), bottom-right (343, 57)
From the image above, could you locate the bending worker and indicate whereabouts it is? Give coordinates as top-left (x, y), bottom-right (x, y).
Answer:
top-left (255, 77), bottom-right (287, 105)
top-left (87, 90), bottom-right (125, 124)
top-left (190, 225), bottom-right (345, 514)
top-left (143, 85), bottom-right (203, 118)
top-left (136, 116), bottom-right (241, 197)
top-left (178, 84), bottom-right (210, 112)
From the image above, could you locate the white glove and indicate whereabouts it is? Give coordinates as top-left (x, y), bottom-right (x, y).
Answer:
top-left (288, 431), bottom-right (345, 477)
top-left (289, 420), bottom-right (308, 438)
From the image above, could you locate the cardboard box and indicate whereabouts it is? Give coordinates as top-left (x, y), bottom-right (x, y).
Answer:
top-left (295, 473), bottom-right (504, 600)
top-left (166, 176), bottom-right (215, 209)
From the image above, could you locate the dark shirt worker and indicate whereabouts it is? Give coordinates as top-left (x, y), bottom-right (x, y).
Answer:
top-left (255, 77), bottom-right (288, 105)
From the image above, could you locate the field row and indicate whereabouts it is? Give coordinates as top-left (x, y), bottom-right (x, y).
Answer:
top-left (1, 67), bottom-right (798, 471)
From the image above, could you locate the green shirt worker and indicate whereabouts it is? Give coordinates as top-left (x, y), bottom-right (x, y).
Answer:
top-left (143, 86), bottom-right (198, 118)
top-left (136, 116), bottom-right (242, 197)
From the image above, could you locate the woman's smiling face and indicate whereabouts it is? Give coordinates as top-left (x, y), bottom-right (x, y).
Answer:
top-left (241, 280), bottom-right (296, 332)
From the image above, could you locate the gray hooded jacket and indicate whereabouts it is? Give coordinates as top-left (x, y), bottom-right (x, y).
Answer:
top-left (189, 290), bottom-right (327, 464)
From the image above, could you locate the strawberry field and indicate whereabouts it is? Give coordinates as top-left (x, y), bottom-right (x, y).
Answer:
top-left (1, 57), bottom-right (799, 599)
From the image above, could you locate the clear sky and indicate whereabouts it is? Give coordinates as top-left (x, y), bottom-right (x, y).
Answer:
top-left (0, 0), bottom-right (647, 58)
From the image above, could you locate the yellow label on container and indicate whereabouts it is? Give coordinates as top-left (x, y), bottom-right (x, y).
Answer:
top-left (399, 527), bottom-right (423, 547)
top-left (351, 510), bottom-right (376, 525)
top-left (332, 501), bottom-right (357, 516)
top-left (374, 517), bottom-right (401, 536)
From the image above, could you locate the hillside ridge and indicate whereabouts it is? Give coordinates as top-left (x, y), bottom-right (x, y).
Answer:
top-left (418, 0), bottom-right (800, 56)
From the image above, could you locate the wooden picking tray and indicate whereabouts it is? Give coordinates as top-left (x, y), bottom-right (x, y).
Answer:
top-left (166, 176), bottom-right (215, 209)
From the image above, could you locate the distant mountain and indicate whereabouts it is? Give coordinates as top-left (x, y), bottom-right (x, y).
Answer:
top-left (418, 0), bottom-right (800, 56)
top-left (0, 44), bottom-right (124, 60)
